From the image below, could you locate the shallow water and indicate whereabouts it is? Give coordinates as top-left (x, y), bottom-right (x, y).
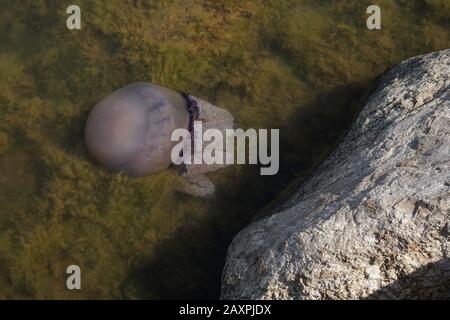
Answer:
top-left (0, 0), bottom-right (448, 299)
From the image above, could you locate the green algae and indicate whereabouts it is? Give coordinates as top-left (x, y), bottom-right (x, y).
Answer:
top-left (0, 0), bottom-right (448, 299)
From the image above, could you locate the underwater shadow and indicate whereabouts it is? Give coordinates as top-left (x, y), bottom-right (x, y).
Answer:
top-left (367, 258), bottom-right (450, 300)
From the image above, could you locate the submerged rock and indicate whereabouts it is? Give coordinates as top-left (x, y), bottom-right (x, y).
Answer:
top-left (221, 50), bottom-right (450, 299)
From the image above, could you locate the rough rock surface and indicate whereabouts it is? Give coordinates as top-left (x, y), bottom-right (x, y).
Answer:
top-left (221, 50), bottom-right (450, 299)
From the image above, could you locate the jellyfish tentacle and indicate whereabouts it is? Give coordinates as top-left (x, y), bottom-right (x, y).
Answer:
top-left (174, 174), bottom-right (215, 198)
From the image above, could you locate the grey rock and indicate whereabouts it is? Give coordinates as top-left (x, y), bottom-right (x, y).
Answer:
top-left (221, 50), bottom-right (450, 300)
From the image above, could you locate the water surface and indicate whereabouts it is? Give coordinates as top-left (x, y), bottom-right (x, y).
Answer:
top-left (0, 0), bottom-right (448, 299)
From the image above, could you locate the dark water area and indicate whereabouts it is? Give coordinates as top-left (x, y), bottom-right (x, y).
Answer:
top-left (0, 1), bottom-right (448, 299)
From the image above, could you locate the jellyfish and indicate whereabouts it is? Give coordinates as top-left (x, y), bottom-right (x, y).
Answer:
top-left (85, 82), bottom-right (233, 197)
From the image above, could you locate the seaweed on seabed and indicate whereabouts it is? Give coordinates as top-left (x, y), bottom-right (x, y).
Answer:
top-left (0, 0), bottom-right (448, 299)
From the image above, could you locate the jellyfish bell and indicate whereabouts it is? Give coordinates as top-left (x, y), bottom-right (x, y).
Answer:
top-left (85, 82), bottom-right (190, 177)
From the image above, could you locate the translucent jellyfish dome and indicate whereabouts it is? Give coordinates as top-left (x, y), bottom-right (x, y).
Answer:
top-left (85, 82), bottom-right (189, 177)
